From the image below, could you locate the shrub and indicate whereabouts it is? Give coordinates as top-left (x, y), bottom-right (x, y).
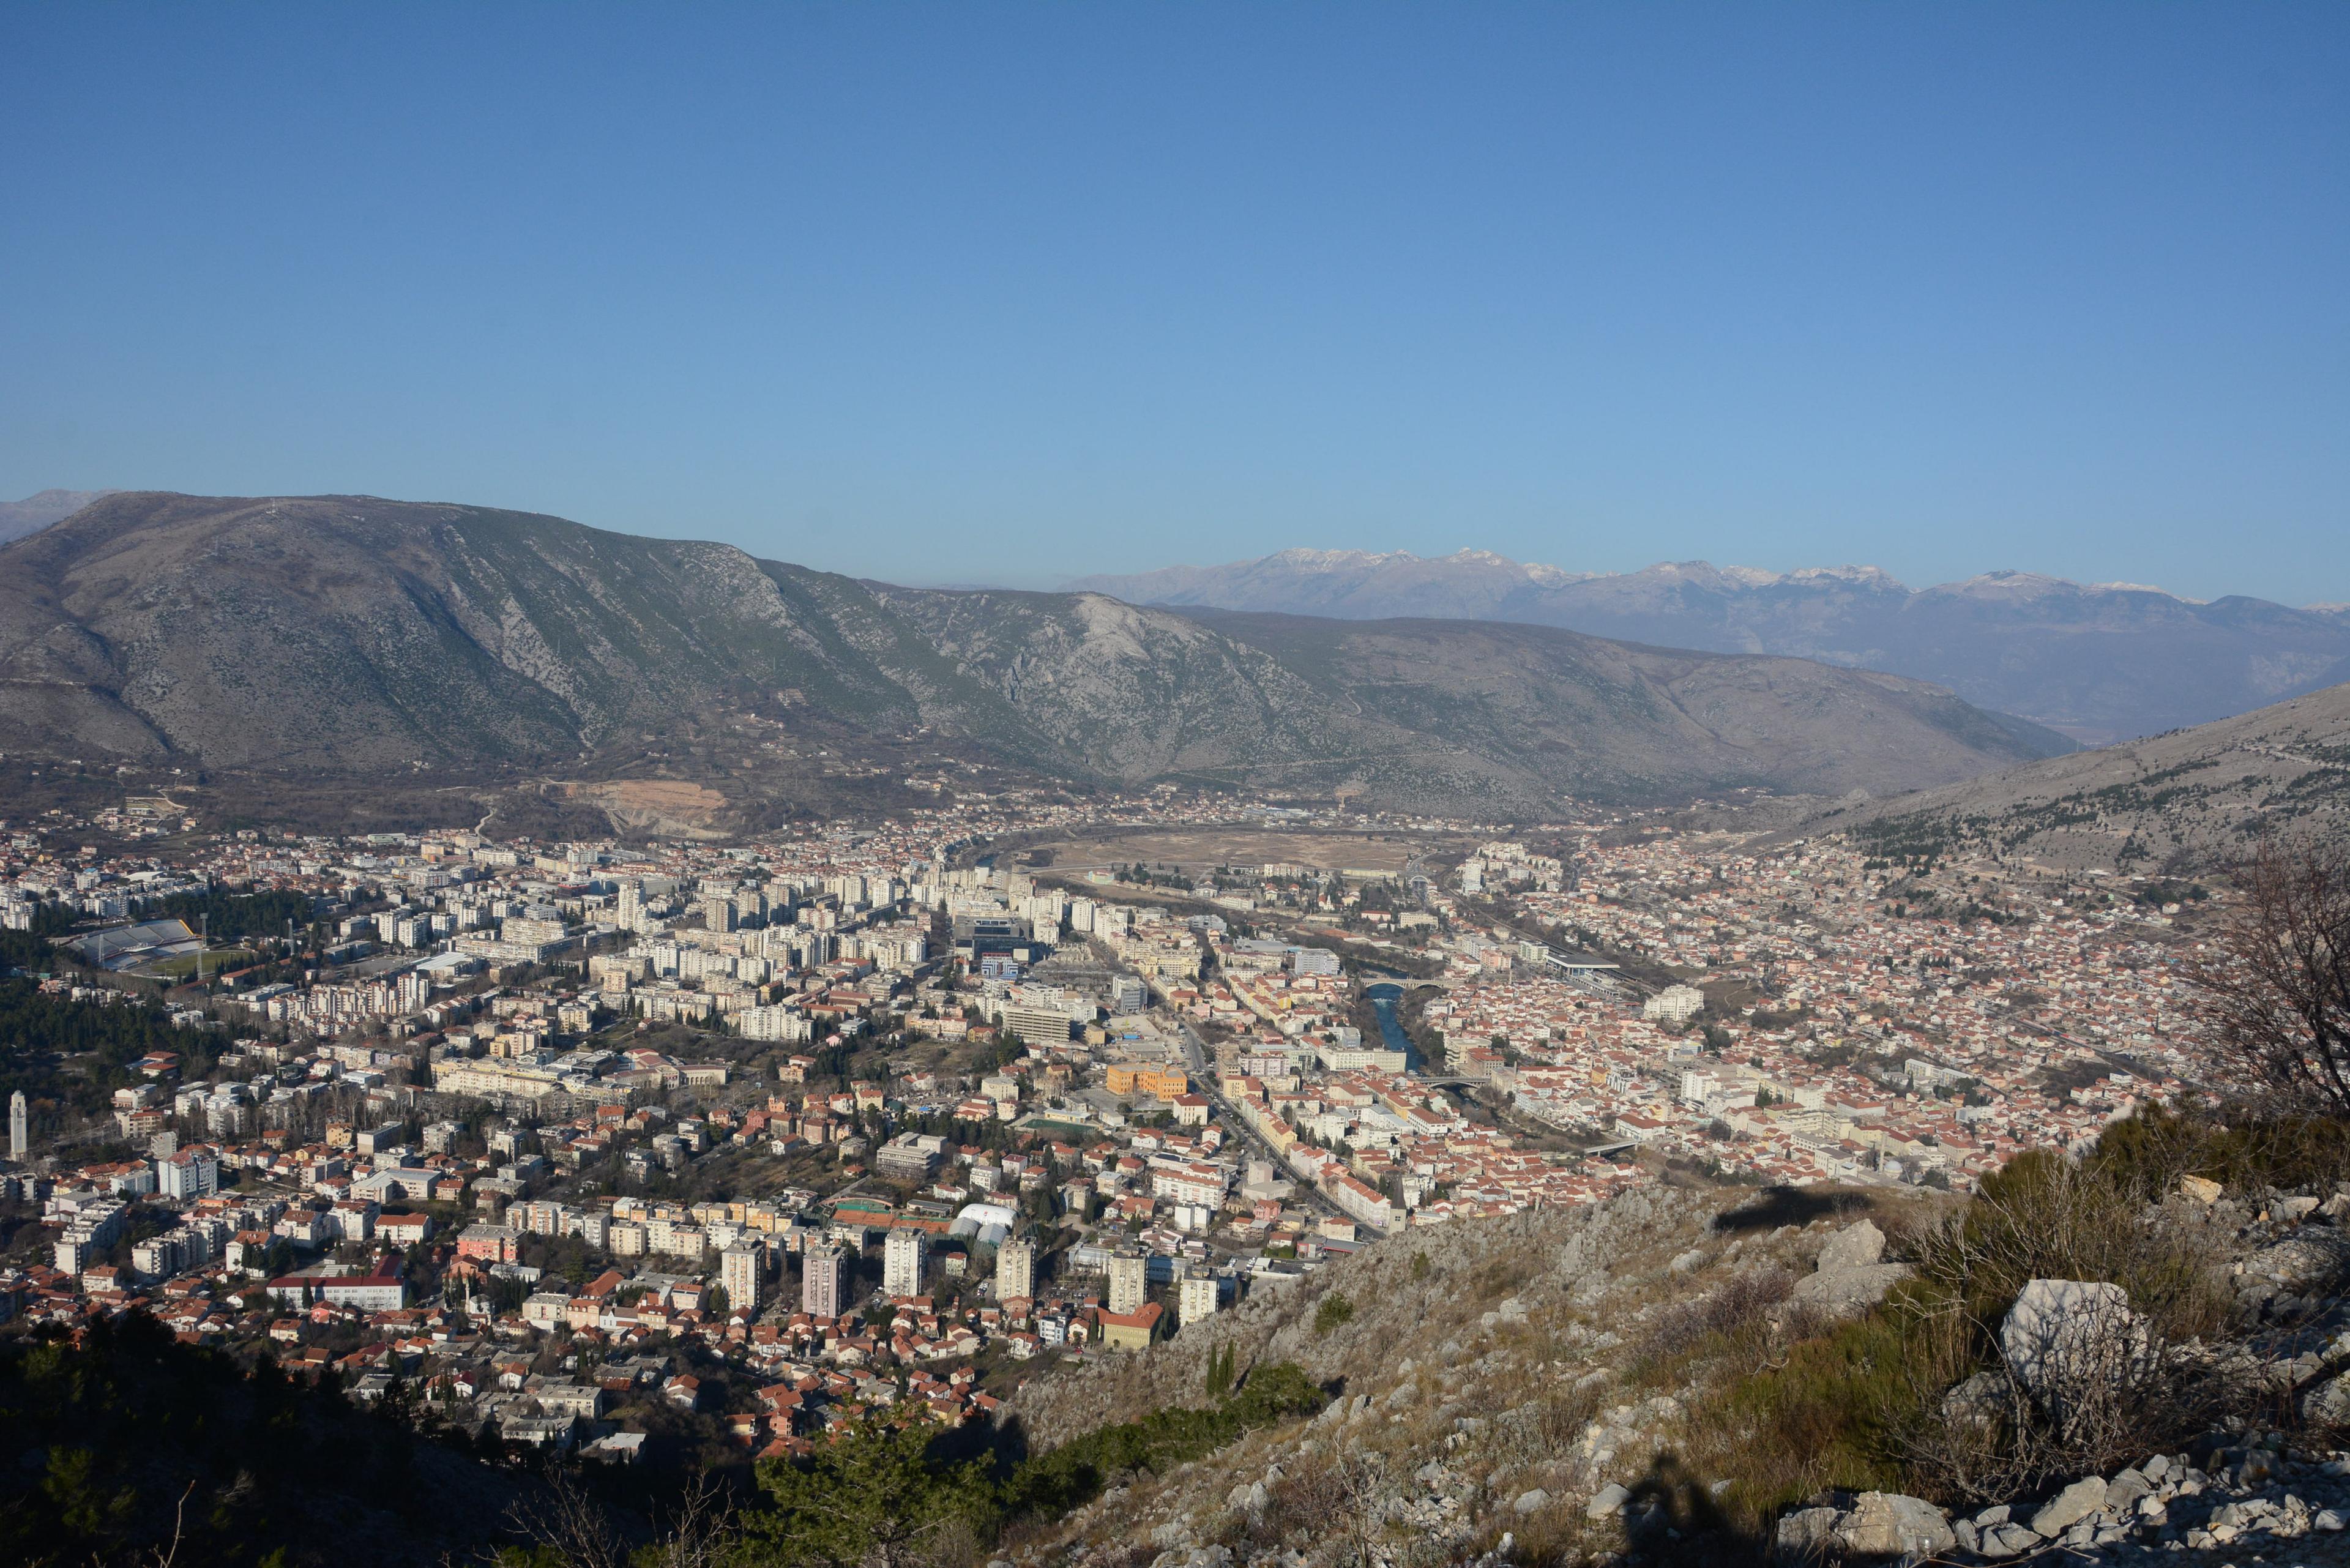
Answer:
top-left (2089, 1102), bottom-right (2350, 1203)
top-left (1885, 1141), bottom-right (2235, 1500)
top-left (1701, 1309), bottom-right (1919, 1524)
top-left (1667, 1117), bottom-right (2248, 1525)
top-left (1643, 1266), bottom-right (1797, 1367)
top-left (1909, 1147), bottom-right (2229, 1348)
top-left (1313, 1294), bottom-right (1356, 1337)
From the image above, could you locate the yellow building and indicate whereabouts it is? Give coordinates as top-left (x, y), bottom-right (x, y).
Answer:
top-left (1105, 1063), bottom-right (1189, 1101)
top-left (1098, 1301), bottom-right (1163, 1351)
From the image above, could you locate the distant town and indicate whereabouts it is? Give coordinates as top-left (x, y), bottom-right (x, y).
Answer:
top-left (0, 780), bottom-right (2212, 1463)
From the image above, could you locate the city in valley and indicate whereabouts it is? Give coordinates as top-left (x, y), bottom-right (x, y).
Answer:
top-left (0, 779), bottom-right (2211, 1458)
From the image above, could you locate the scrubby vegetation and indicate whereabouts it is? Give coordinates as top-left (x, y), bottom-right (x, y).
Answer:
top-left (1311, 1294), bottom-right (1356, 1337)
top-left (998, 1362), bottom-right (1327, 1525)
top-left (1617, 1106), bottom-right (2350, 1547)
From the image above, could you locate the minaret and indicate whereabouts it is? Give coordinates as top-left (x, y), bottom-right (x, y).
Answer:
top-left (9, 1091), bottom-right (26, 1161)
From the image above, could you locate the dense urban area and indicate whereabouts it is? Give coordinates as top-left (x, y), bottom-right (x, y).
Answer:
top-left (0, 775), bottom-right (2221, 1476)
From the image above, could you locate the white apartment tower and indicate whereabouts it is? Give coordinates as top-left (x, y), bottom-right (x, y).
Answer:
top-left (719, 1242), bottom-right (762, 1315)
top-left (9, 1090), bottom-right (25, 1160)
top-left (1106, 1250), bottom-right (1148, 1316)
top-left (159, 1147), bottom-right (218, 1200)
top-left (1178, 1271), bottom-right (1221, 1329)
top-left (882, 1227), bottom-right (928, 1299)
top-left (996, 1237), bottom-right (1035, 1302)
top-left (802, 1242), bottom-right (846, 1319)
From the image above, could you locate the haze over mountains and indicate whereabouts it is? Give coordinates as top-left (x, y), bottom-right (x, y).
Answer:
top-left (0, 488), bottom-right (116, 545)
top-left (1071, 549), bottom-right (2350, 745)
top-left (0, 493), bottom-right (2073, 819)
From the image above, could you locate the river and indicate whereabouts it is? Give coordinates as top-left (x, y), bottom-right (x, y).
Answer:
top-left (1362, 981), bottom-right (1423, 1073)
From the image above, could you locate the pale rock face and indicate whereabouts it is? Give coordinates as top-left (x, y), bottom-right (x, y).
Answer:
top-left (2240, 1234), bottom-right (2350, 1300)
top-left (1815, 1219), bottom-right (1887, 1272)
top-left (2306, 1368), bottom-right (2350, 1426)
top-left (1792, 1220), bottom-right (1908, 1316)
top-left (1791, 1262), bottom-right (1911, 1313)
top-left (2000, 1279), bottom-right (2154, 1422)
top-left (2030, 1475), bottom-right (2109, 1537)
top-left (2104, 1467), bottom-right (2154, 1512)
top-left (1773, 1504), bottom-right (1841, 1562)
top-left (1979, 1521), bottom-right (2043, 1558)
top-left (1939, 1368), bottom-right (2011, 1430)
top-left (1833, 1491), bottom-right (1956, 1560)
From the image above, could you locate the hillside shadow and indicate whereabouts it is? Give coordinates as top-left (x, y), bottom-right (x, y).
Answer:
top-left (960, 1409), bottom-right (1037, 1486)
top-left (1710, 1185), bottom-right (1876, 1235)
top-left (1619, 1451), bottom-right (1769, 1566)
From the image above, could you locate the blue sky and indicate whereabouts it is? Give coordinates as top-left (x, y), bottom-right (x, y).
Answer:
top-left (3, 4), bottom-right (2344, 602)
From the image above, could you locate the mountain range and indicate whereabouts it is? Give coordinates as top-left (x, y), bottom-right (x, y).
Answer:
top-left (1069, 549), bottom-right (2350, 746)
top-left (0, 493), bottom-right (2075, 821)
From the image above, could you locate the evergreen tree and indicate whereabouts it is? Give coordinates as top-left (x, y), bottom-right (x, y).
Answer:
top-left (740, 1410), bottom-right (993, 1568)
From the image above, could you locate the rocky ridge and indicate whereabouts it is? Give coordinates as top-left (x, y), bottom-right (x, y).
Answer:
top-left (1804, 679), bottom-right (2350, 872)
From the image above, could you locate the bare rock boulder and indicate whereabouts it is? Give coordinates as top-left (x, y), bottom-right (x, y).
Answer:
top-left (1816, 1219), bottom-right (1887, 1273)
top-left (1835, 1491), bottom-right (1955, 1562)
top-left (2029, 1476), bottom-right (2108, 1538)
top-left (1792, 1262), bottom-right (1911, 1315)
top-left (1772, 1506), bottom-right (1842, 1564)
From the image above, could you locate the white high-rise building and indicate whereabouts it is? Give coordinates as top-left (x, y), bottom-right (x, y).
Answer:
top-left (1106, 1250), bottom-right (1148, 1316)
top-left (882, 1227), bottom-right (928, 1299)
top-left (1643, 984), bottom-right (1706, 1025)
top-left (9, 1090), bottom-right (26, 1160)
top-left (1178, 1271), bottom-right (1221, 1329)
top-left (719, 1242), bottom-right (762, 1315)
top-left (996, 1237), bottom-right (1035, 1302)
top-left (802, 1243), bottom-right (846, 1318)
top-left (159, 1147), bottom-right (219, 1200)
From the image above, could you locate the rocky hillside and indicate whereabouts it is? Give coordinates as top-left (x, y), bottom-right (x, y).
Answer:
top-left (1002, 1141), bottom-right (2350, 1568)
top-left (0, 493), bottom-right (2072, 816)
top-left (1805, 680), bottom-right (2350, 873)
top-left (1071, 550), bottom-right (2350, 745)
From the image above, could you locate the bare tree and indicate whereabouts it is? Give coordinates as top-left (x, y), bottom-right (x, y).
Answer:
top-left (2187, 836), bottom-right (2350, 1116)
top-left (1266, 1450), bottom-right (1390, 1568)
top-left (502, 1470), bottom-right (731, 1568)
